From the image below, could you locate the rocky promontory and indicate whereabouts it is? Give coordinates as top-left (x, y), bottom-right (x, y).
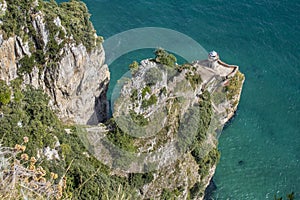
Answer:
top-left (83, 49), bottom-right (245, 199)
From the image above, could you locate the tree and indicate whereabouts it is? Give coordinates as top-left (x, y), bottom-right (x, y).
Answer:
top-left (154, 48), bottom-right (177, 67)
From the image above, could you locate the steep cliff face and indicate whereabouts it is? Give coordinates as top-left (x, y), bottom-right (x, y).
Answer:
top-left (0, 0), bottom-right (110, 125)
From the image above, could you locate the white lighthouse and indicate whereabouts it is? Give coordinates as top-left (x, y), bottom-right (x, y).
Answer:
top-left (208, 50), bottom-right (219, 69)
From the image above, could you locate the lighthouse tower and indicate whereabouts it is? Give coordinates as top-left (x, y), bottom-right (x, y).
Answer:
top-left (208, 51), bottom-right (219, 69)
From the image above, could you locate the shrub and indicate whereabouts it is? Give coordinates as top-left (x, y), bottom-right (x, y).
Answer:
top-left (161, 188), bottom-right (181, 200)
top-left (128, 172), bottom-right (153, 188)
top-left (17, 55), bottom-right (35, 76)
top-left (185, 71), bottom-right (202, 90)
top-left (142, 94), bottom-right (157, 108)
top-left (141, 85), bottom-right (151, 98)
top-left (131, 89), bottom-right (138, 101)
top-left (0, 80), bottom-right (11, 105)
top-left (154, 48), bottom-right (177, 67)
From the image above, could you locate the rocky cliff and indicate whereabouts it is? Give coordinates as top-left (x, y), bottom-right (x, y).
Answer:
top-left (0, 0), bottom-right (110, 125)
top-left (82, 49), bottom-right (245, 199)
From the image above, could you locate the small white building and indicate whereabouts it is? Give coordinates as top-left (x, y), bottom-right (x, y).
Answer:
top-left (208, 50), bottom-right (219, 69)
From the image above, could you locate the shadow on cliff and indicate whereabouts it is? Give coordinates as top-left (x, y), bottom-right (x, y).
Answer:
top-left (87, 78), bottom-right (109, 125)
top-left (87, 95), bottom-right (108, 125)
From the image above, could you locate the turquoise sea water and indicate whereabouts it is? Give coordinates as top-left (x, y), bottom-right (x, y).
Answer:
top-left (59, 0), bottom-right (300, 198)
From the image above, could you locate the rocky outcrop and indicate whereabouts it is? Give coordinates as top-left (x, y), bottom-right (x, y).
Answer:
top-left (82, 55), bottom-right (244, 199)
top-left (31, 11), bottom-right (49, 49)
top-left (41, 42), bottom-right (110, 125)
top-left (0, 10), bottom-right (110, 125)
top-left (0, 37), bottom-right (17, 82)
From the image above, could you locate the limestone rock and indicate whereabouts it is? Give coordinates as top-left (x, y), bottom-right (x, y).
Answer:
top-left (31, 11), bottom-right (49, 49)
top-left (0, 37), bottom-right (18, 82)
top-left (0, 19), bottom-right (109, 125)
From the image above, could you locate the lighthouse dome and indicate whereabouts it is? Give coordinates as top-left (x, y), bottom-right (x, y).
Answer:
top-left (209, 51), bottom-right (218, 57)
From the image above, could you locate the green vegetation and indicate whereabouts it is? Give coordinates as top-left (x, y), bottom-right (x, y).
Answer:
top-left (1, 0), bottom-right (103, 76)
top-left (225, 71), bottom-right (245, 100)
top-left (161, 188), bottom-right (182, 200)
top-left (0, 84), bottom-right (137, 199)
top-left (154, 48), bottom-right (177, 67)
top-left (189, 148), bottom-right (220, 199)
top-left (185, 91), bottom-right (220, 197)
top-left (105, 118), bottom-right (141, 169)
top-left (197, 148), bottom-right (220, 179)
top-left (129, 61), bottom-right (139, 74)
top-left (190, 182), bottom-right (205, 199)
top-left (130, 89), bottom-right (138, 101)
top-left (195, 90), bottom-right (212, 143)
top-left (129, 110), bottom-right (148, 126)
top-left (175, 90), bottom-right (215, 185)
top-left (185, 71), bottom-right (202, 90)
top-left (106, 119), bottom-right (137, 153)
top-left (10, 78), bottom-right (23, 102)
top-left (17, 55), bottom-right (35, 75)
top-left (128, 173), bottom-right (153, 188)
top-left (177, 63), bottom-right (193, 72)
top-left (0, 80), bottom-right (11, 105)
top-left (0, 0), bottom-right (35, 39)
top-left (142, 94), bottom-right (158, 108)
top-left (0, 86), bottom-right (61, 156)
top-left (42, 0), bottom-right (102, 51)
top-left (58, 127), bottom-right (130, 199)
top-left (141, 85), bottom-right (151, 98)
